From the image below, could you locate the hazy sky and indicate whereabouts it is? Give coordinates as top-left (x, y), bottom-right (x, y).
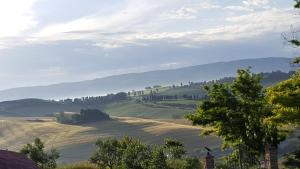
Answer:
top-left (0, 0), bottom-right (298, 90)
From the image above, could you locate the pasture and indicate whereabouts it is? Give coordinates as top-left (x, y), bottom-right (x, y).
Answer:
top-left (0, 117), bottom-right (221, 164)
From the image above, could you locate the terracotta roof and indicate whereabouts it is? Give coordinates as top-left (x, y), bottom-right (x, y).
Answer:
top-left (0, 150), bottom-right (40, 169)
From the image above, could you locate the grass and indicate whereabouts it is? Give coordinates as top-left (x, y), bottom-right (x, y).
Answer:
top-left (158, 87), bottom-right (205, 96)
top-left (157, 100), bottom-right (199, 105)
top-left (104, 100), bottom-right (193, 119)
top-left (57, 162), bottom-right (97, 169)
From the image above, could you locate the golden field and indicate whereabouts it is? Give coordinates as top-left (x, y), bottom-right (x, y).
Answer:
top-left (0, 117), bottom-right (221, 163)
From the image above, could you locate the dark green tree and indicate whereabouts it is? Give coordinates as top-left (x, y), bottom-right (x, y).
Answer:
top-left (149, 147), bottom-right (168, 169)
top-left (120, 140), bottom-right (151, 169)
top-left (164, 138), bottom-right (186, 159)
top-left (20, 138), bottom-right (59, 169)
top-left (186, 69), bottom-right (280, 153)
top-left (90, 138), bottom-right (122, 169)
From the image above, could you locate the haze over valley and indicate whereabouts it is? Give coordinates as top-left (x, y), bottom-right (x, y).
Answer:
top-left (0, 0), bottom-right (299, 168)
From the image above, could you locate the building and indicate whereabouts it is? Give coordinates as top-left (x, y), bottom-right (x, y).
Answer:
top-left (0, 150), bottom-right (39, 169)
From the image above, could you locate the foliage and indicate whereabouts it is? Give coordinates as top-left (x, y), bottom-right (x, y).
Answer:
top-left (166, 158), bottom-right (202, 169)
top-left (186, 69), bottom-right (282, 153)
top-left (90, 136), bottom-right (201, 169)
top-left (119, 138), bottom-right (152, 169)
top-left (57, 162), bottom-right (98, 169)
top-left (90, 138), bottom-right (123, 168)
top-left (267, 71), bottom-right (300, 124)
top-left (90, 137), bottom-right (154, 169)
top-left (149, 147), bottom-right (168, 169)
top-left (20, 138), bottom-right (60, 169)
top-left (163, 138), bottom-right (186, 159)
top-left (60, 92), bottom-right (128, 106)
top-left (56, 109), bottom-right (110, 124)
top-left (295, 0), bottom-right (300, 8)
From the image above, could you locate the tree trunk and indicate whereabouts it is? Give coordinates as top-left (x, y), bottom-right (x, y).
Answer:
top-left (264, 145), bottom-right (278, 169)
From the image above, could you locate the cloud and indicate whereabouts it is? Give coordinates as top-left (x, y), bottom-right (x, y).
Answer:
top-left (223, 5), bottom-right (253, 12)
top-left (243, 0), bottom-right (269, 7)
top-left (161, 7), bottom-right (197, 20)
top-left (0, 0), bottom-right (37, 37)
top-left (0, 0), bottom-right (38, 49)
top-left (103, 8), bottom-right (298, 48)
top-left (30, 0), bottom-right (157, 41)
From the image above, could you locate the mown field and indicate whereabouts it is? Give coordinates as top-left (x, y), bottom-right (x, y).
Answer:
top-left (0, 117), bottom-right (222, 164)
top-left (0, 116), bottom-right (298, 166)
top-left (103, 100), bottom-right (194, 119)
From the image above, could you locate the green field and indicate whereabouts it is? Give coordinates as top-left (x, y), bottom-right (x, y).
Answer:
top-left (104, 100), bottom-right (193, 119)
top-left (158, 87), bottom-right (204, 96)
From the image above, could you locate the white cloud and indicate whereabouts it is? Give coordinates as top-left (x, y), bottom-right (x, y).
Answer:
top-left (0, 0), bottom-right (295, 50)
top-left (0, 0), bottom-right (37, 37)
top-left (35, 7), bottom-right (298, 50)
top-left (30, 0), bottom-right (157, 42)
top-left (162, 7), bottom-right (197, 20)
top-left (224, 6), bottom-right (253, 12)
top-left (243, 0), bottom-right (269, 7)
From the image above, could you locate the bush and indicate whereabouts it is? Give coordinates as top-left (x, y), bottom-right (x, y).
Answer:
top-left (57, 162), bottom-right (97, 169)
top-left (167, 158), bottom-right (202, 169)
top-left (90, 137), bottom-right (202, 169)
top-left (56, 109), bottom-right (110, 124)
top-left (20, 138), bottom-right (60, 169)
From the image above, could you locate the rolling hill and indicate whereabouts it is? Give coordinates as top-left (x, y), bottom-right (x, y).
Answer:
top-left (0, 70), bottom-right (294, 118)
top-left (0, 117), bottom-right (298, 164)
top-left (0, 57), bottom-right (293, 101)
top-left (0, 117), bottom-right (221, 163)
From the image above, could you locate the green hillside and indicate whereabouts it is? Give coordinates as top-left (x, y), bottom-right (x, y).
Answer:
top-left (104, 100), bottom-right (192, 119)
top-left (0, 71), bottom-right (294, 119)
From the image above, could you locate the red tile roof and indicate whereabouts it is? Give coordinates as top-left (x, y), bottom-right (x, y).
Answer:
top-left (0, 150), bottom-right (40, 169)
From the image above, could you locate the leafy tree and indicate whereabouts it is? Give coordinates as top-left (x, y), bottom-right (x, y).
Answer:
top-left (167, 158), bottom-right (202, 169)
top-left (186, 69), bottom-right (280, 153)
top-left (120, 139), bottom-right (151, 169)
top-left (91, 137), bottom-right (162, 169)
top-left (267, 0), bottom-right (300, 125)
top-left (149, 147), bottom-right (168, 169)
top-left (21, 138), bottom-right (59, 169)
top-left (184, 157), bottom-right (202, 169)
top-left (90, 137), bottom-right (201, 169)
top-left (267, 71), bottom-right (300, 124)
top-left (164, 138), bottom-right (186, 159)
top-left (90, 138), bottom-right (122, 169)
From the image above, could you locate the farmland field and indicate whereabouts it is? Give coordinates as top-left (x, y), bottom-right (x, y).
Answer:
top-left (104, 100), bottom-right (193, 119)
top-left (0, 116), bottom-right (298, 164)
top-left (0, 117), bottom-right (221, 164)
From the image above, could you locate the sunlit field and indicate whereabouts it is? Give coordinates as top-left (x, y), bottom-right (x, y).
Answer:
top-left (0, 117), bottom-right (221, 163)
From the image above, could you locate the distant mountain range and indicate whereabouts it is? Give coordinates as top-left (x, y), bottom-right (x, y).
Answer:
top-left (0, 57), bottom-right (294, 101)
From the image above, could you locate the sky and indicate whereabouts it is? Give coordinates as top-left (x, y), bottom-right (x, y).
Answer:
top-left (0, 0), bottom-right (298, 90)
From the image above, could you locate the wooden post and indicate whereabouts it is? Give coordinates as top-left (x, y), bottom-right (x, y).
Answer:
top-left (204, 152), bottom-right (215, 169)
top-left (265, 145), bottom-right (279, 169)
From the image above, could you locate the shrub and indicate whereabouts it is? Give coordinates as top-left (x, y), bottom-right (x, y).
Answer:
top-left (20, 138), bottom-right (59, 169)
top-left (57, 162), bottom-right (97, 169)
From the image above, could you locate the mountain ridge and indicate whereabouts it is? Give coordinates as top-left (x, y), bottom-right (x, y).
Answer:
top-left (0, 57), bottom-right (293, 101)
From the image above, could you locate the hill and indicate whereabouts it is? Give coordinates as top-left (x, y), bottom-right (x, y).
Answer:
top-left (0, 57), bottom-right (293, 101)
top-left (0, 117), bottom-right (298, 164)
top-left (0, 71), bottom-right (294, 118)
top-left (0, 117), bottom-right (221, 163)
